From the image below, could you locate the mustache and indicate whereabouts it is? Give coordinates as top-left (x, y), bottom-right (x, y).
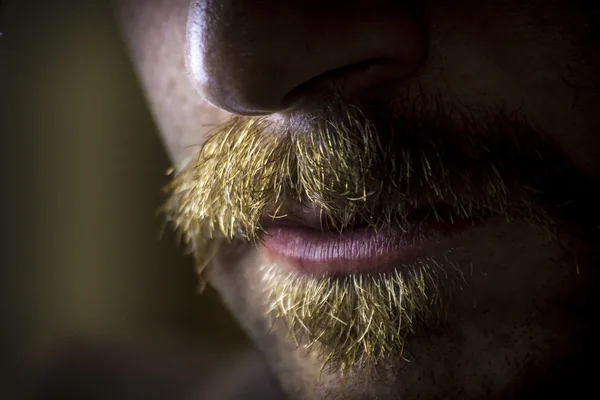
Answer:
top-left (163, 96), bottom-right (583, 256)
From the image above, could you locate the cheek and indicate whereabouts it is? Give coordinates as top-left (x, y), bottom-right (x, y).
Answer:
top-left (547, 84), bottom-right (600, 181)
top-left (426, 2), bottom-right (600, 181)
top-left (117, 0), bottom-right (230, 167)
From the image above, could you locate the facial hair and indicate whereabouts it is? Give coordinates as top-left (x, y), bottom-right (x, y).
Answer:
top-left (162, 95), bottom-right (597, 374)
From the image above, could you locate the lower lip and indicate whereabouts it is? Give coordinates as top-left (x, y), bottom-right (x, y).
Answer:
top-left (262, 214), bottom-right (477, 275)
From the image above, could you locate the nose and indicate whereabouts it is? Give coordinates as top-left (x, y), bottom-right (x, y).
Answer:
top-left (187, 1), bottom-right (427, 115)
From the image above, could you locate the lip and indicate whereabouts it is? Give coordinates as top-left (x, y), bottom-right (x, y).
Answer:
top-left (261, 209), bottom-right (478, 276)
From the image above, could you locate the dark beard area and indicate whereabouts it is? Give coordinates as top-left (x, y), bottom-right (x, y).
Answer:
top-left (509, 217), bottom-right (600, 399)
top-left (490, 258), bottom-right (600, 400)
top-left (510, 329), bottom-right (600, 399)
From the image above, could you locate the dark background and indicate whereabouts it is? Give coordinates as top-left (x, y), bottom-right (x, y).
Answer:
top-left (1, 1), bottom-right (252, 398)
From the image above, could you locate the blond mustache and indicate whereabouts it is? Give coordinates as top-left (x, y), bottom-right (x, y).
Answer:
top-left (162, 102), bottom-right (559, 268)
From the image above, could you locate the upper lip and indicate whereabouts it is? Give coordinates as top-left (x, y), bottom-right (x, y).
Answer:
top-left (260, 203), bottom-right (329, 231)
top-left (259, 199), bottom-right (456, 233)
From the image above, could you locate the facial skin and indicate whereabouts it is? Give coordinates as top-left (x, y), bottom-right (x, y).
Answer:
top-left (116, 1), bottom-right (600, 399)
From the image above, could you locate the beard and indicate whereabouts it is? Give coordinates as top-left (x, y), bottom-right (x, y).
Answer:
top-left (162, 93), bottom-right (599, 376)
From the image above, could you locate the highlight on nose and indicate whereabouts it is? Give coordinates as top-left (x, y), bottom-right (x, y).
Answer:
top-left (186, 0), bottom-right (428, 116)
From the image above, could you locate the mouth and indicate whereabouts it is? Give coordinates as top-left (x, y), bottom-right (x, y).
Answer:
top-left (261, 205), bottom-right (483, 276)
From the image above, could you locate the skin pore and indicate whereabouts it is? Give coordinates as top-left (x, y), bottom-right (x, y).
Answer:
top-left (116, 1), bottom-right (600, 399)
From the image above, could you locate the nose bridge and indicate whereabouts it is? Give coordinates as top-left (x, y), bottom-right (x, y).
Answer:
top-left (187, 0), bottom-right (427, 115)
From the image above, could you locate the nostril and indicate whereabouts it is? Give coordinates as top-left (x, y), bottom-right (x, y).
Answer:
top-left (281, 58), bottom-right (395, 110)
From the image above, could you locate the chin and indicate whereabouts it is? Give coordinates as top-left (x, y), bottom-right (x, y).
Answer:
top-left (208, 217), bottom-right (599, 400)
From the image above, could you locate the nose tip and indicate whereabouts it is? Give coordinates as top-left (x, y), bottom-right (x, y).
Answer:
top-left (187, 1), bottom-right (427, 115)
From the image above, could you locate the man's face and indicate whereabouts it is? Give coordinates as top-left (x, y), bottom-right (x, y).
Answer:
top-left (116, 1), bottom-right (600, 398)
